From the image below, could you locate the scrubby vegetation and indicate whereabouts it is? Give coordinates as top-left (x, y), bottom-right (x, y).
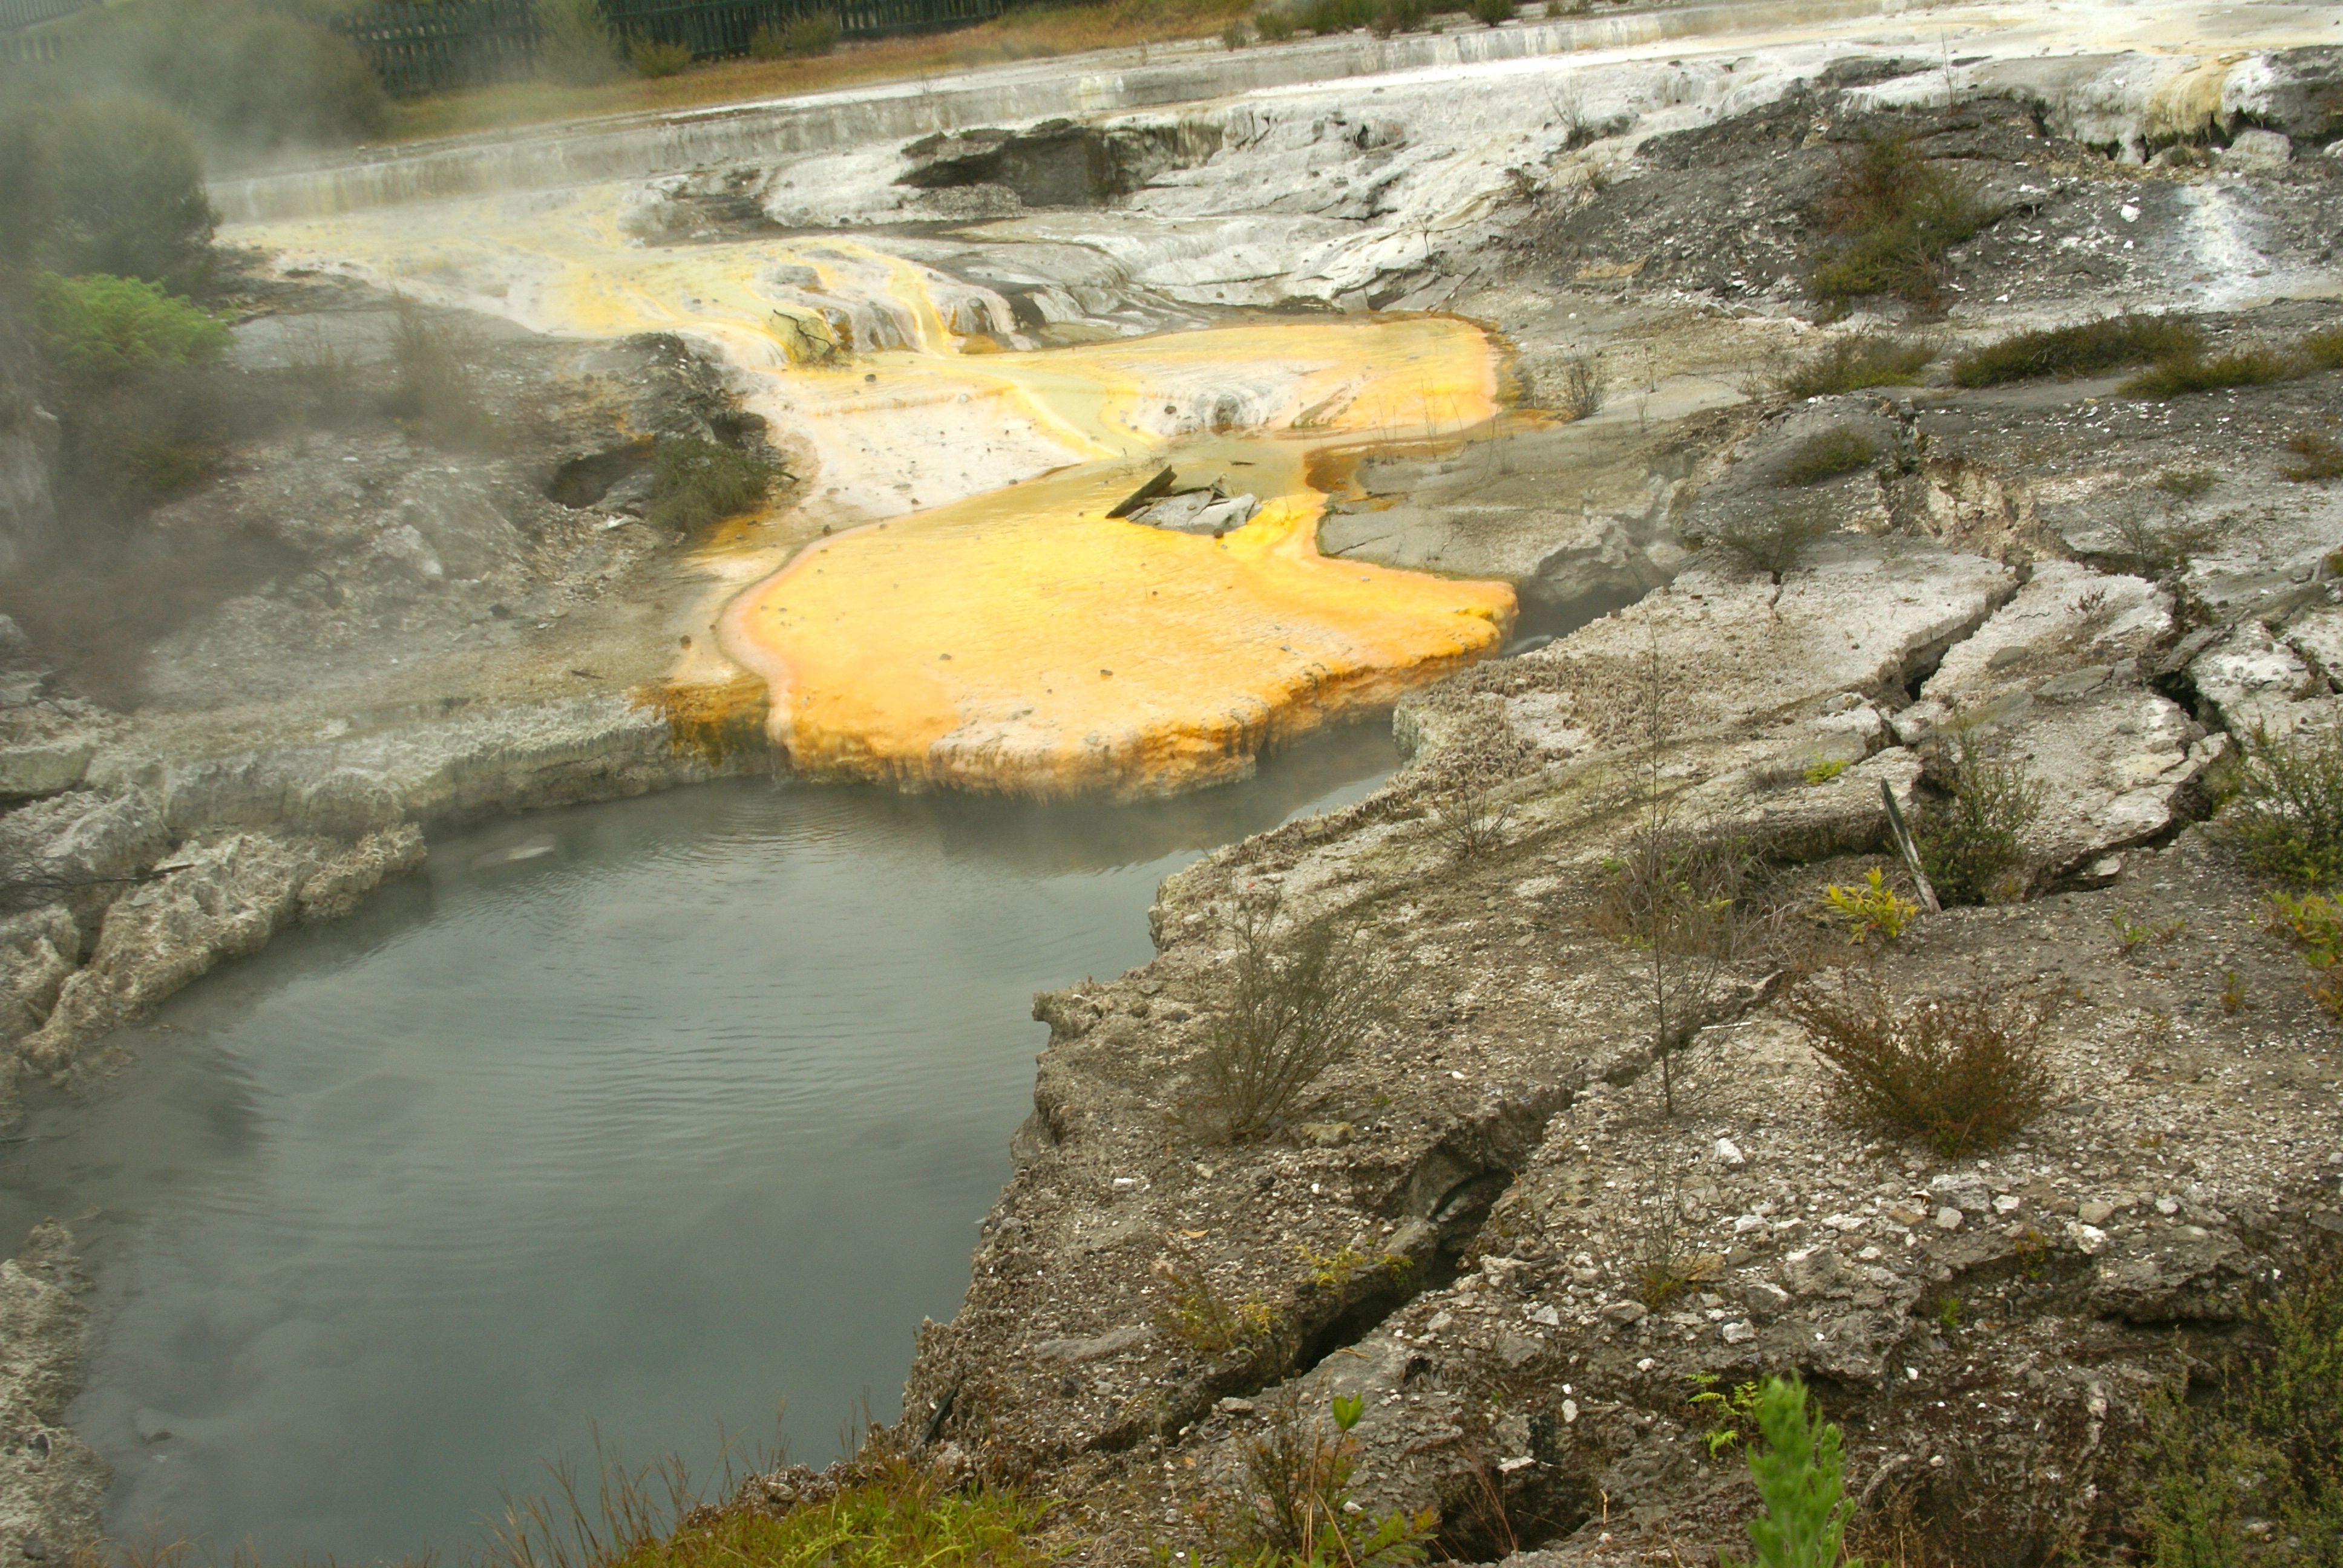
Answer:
top-left (2135, 1243), bottom-right (2343, 1566)
top-left (2229, 725), bottom-right (2343, 889)
top-left (1207, 1391), bottom-right (1433, 1567)
top-left (1194, 890), bottom-right (1386, 1143)
top-left (1780, 427), bottom-right (1878, 486)
top-left (630, 39), bottom-right (696, 77)
top-left (1951, 314), bottom-right (2203, 388)
top-left (539, 0), bottom-right (624, 84)
top-left (2265, 892), bottom-right (2343, 1020)
top-left (1807, 135), bottom-right (1994, 308)
top-left (1253, 8), bottom-right (1297, 39)
top-left (750, 10), bottom-right (841, 57)
top-left (1772, 333), bottom-right (1932, 399)
top-left (1152, 1250), bottom-right (1274, 1353)
top-left (1917, 733), bottom-right (2041, 904)
top-left (2121, 346), bottom-right (2295, 400)
top-left (2285, 431), bottom-right (2343, 482)
top-left (1554, 353), bottom-right (1605, 420)
top-left (1470, 0), bottom-right (1515, 24)
top-left (1710, 502), bottom-right (1831, 581)
top-left (1786, 978), bottom-right (2056, 1155)
top-left (39, 0), bottom-right (389, 158)
top-left (647, 434), bottom-right (785, 531)
top-left (0, 96), bottom-right (218, 294)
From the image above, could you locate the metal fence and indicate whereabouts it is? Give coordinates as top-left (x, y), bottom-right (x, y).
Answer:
top-left (334, 0), bottom-right (1005, 97)
top-left (0, 0), bottom-right (94, 30)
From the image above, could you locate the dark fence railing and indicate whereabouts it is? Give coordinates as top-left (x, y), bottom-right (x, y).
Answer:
top-left (335, 0), bottom-right (1004, 98)
top-left (0, 0), bottom-right (93, 31)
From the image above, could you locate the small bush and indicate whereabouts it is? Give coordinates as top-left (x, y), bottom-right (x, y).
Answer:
top-left (1823, 869), bottom-right (1918, 945)
top-left (1786, 979), bottom-right (2056, 1155)
top-left (1427, 777), bottom-right (1512, 861)
top-left (34, 273), bottom-right (228, 390)
top-left (2264, 892), bottom-right (2343, 1019)
top-left (2106, 511), bottom-right (2215, 579)
top-left (2229, 725), bottom-right (2343, 888)
top-left (1300, 0), bottom-right (1375, 29)
top-left (1808, 136), bottom-right (1994, 307)
top-left (1917, 734), bottom-right (2041, 904)
top-left (1217, 1391), bottom-right (1433, 1567)
top-left (2121, 346), bottom-right (2295, 399)
top-left (1774, 333), bottom-right (1932, 399)
top-left (1254, 7), bottom-right (1297, 38)
top-left (1222, 18), bottom-right (1252, 45)
top-left (537, 0), bottom-right (622, 84)
top-left (1369, 0), bottom-right (1427, 35)
top-left (1951, 314), bottom-right (2203, 388)
top-left (2304, 324), bottom-right (2343, 371)
top-left (2285, 431), bottom-right (2343, 482)
top-left (11, 96), bottom-right (218, 293)
top-left (1780, 426), bottom-right (1878, 486)
top-left (2135, 1242), bottom-right (2343, 1567)
top-left (1150, 1250), bottom-right (1273, 1353)
top-left (1710, 501), bottom-right (1830, 581)
top-left (2153, 465), bottom-right (2215, 498)
top-left (630, 39), bottom-right (694, 77)
top-left (747, 23), bottom-right (785, 57)
top-left (1194, 890), bottom-right (1386, 1143)
top-left (647, 434), bottom-right (782, 532)
top-left (1720, 1377), bottom-right (1855, 1568)
top-left (1555, 353), bottom-right (1604, 420)
top-left (779, 11), bottom-right (842, 56)
top-left (385, 298), bottom-right (496, 450)
top-left (1471, 0), bottom-right (1515, 22)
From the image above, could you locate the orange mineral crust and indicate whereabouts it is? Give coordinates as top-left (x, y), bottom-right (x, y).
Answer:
top-left (723, 460), bottom-right (1514, 797)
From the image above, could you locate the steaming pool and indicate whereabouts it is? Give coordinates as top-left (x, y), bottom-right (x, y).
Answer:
top-left (0, 728), bottom-right (1397, 1562)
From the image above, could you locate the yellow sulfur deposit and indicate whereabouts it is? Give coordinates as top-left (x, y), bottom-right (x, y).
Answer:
top-left (238, 189), bottom-right (1515, 795)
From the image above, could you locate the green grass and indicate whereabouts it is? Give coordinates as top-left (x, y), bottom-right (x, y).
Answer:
top-left (1919, 734), bottom-right (2041, 904)
top-left (1774, 333), bottom-right (1933, 399)
top-left (1780, 427), bottom-right (1879, 486)
top-left (1951, 315), bottom-right (2203, 388)
top-left (1808, 136), bottom-right (1994, 307)
top-left (2121, 347), bottom-right (2296, 399)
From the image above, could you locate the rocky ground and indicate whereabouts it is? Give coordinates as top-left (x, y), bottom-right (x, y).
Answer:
top-left (0, 4), bottom-right (2338, 1563)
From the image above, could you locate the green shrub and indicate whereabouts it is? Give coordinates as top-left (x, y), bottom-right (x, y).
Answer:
top-left (2304, 325), bottom-right (2343, 371)
top-left (1254, 8), bottom-right (1297, 39)
top-left (778, 11), bottom-right (842, 56)
top-left (1774, 333), bottom-right (1932, 399)
top-left (2285, 431), bottom-right (2343, 482)
top-left (1218, 1391), bottom-right (1432, 1567)
top-left (2136, 1243), bottom-right (2343, 1566)
top-left (1720, 1377), bottom-right (1856, 1568)
top-left (8, 97), bottom-right (217, 293)
top-left (1370, 0), bottom-right (1427, 34)
top-left (1196, 890), bottom-right (1386, 1143)
top-left (2122, 346), bottom-right (2295, 399)
top-left (630, 38), bottom-right (693, 77)
top-left (1221, 17), bottom-right (1252, 44)
top-left (1471, 0), bottom-right (1515, 23)
top-left (1808, 135), bottom-right (1994, 307)
top-left (2154, 465), bottom-right (2215, 498)
top-left (537, 0), bottom-right (623, 84)
top-left (2230, 725), bottom-right (2343, 889)
top-left (1951, 313), bottom-right (2203, 388)
top-left (647, 434), bottom-right (782, 532)
top-left (1300, 0), bottom-right (1375, 30)
top-left (1711, 501), bottom-right (1830, 581)
top-left (34, 273), bottom-right (228, 390)
top-left (1781, 426), bottom-right (1878, 486)
top-left (2266, 892), bottom-right (2343, 1019)
top-left (1918, 733), bottom-right (2040, 904)
top-left (49, 0), bottom-right (388, 157)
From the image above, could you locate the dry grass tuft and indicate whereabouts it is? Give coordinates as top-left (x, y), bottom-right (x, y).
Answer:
top-left (1772, 333), bottom-right (1933, 399)
top-left (2121, 346), bottom-right (2295, 399)
top-left (2283, 431), bottom-right (2343, 483)
top-left (1708, 501), bottom-right (1831, 581)
top-left (1780, 426), bottom-right (1879, 486)
top-left (1951, 314), bottom-right (2201, 388)
top-left (1785, 979), bottom-right (2057, 1155)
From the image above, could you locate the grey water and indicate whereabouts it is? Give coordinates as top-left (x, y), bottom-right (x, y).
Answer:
top-left (0, 725), bottom-right (1398, 1565)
